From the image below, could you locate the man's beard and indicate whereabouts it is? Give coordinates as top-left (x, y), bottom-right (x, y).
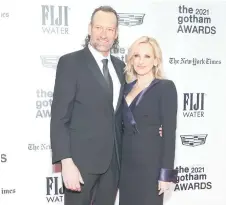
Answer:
top-left (92, 41), bottom-right (113, 52)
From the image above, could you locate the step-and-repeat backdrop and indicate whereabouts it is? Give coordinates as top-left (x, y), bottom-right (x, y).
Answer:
top-left (1, 0), bottom-right (226, 205)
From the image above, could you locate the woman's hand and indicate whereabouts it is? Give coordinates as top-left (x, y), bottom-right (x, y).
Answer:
top-left (158, 181), bottom-right (171, 195)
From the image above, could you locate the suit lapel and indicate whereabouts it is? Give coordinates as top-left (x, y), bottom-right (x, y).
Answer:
top-left (83, 47), bottom-right (125, 113)
top-left (124, 79), bottom-right (160, 109)
top-left (83, 47), bottom-right (113, 103)
top-left (111, 56), bottom-right (124, 85)
top-left (111, 56), bottom-right (125, 113)
top-left (135, 79), bottom-right (160, 107)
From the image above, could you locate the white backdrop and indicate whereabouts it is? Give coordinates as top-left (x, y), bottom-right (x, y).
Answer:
top-left (0, 0), bottom-right (226, 205)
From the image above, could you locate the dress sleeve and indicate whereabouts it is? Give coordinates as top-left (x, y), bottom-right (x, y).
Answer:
top-left (159, 80), bottom-right (178, 183)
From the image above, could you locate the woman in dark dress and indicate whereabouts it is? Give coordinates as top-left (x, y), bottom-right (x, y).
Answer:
top-left (119, 36), bottom-right (178, 205)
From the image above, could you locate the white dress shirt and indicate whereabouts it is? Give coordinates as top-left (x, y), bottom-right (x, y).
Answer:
top-left (88, 44), bottom-right (121, 111)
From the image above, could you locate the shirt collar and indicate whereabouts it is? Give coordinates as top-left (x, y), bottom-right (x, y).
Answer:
top-left (88, 44), bottom-right (111, 62)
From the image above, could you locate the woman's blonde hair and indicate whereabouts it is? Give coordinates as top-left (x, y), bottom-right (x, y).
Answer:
top-left (124, 36), bottom-right (164, 83)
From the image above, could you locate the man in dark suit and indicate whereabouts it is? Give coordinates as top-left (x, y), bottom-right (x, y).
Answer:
top-left (50, 6), bottom-right (125, 205)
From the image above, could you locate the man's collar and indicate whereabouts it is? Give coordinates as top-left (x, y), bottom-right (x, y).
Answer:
top-left (88, 44), bottom-right (111, 61)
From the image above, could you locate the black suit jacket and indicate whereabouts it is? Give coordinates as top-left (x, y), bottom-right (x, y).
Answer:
top-left (50, 46), bottom-right (125, 174)
top-left (123, 79), bottom-right (177, 170)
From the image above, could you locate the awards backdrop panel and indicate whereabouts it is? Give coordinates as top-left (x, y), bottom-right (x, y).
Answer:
top-left (0, 0), bottom-right (226, 205)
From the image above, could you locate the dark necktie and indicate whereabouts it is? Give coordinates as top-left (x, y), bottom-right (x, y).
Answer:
top-left (101, 59), bottom-right (113, 103)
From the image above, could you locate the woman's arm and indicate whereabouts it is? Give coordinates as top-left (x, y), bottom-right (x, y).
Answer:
top-left (159, 80), bottom-right (178, 183)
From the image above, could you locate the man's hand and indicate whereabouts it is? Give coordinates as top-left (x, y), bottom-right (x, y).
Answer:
top-left (158, 181), bottom-right (170, 195)
top-left (159, 125), bottom-right (162, 137)
top-left (61, 158), bottom-right (84, 192)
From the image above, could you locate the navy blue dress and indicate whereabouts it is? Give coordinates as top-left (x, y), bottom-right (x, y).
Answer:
top-left (119, 79), bottom-right (178, 205)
